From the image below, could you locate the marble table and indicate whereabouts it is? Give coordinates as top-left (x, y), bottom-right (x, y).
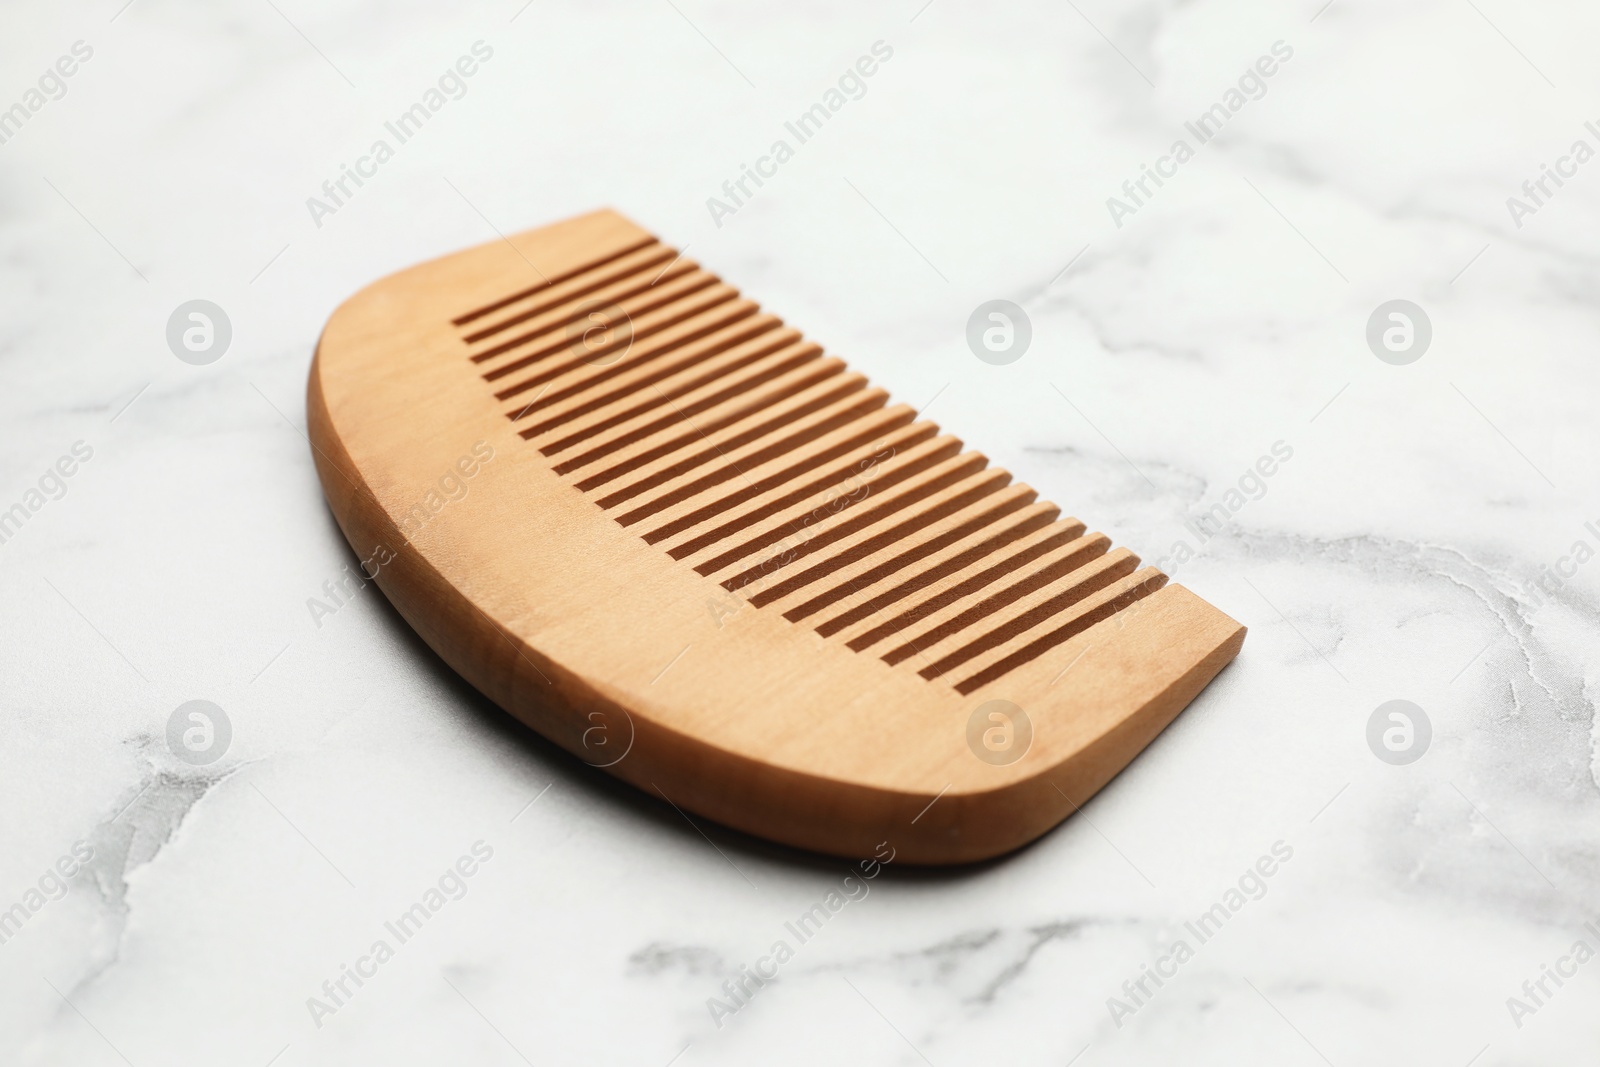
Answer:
top-left (3, 0), bottom-right (1598, 1063)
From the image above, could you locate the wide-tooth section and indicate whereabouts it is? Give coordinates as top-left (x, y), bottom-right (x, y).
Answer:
top-left (457, 237), bottom-right (1165, 690)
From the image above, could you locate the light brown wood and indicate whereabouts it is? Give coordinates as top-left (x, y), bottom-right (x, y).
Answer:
top-left (306, 209), bottom-right (1246, 865)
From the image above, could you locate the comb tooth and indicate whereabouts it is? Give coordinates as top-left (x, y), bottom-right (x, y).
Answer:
top-left (674, 435), bottom-right (961, 575)
top-left (524, 328), bottom-right (807, 447)
top-left (769, 482), bottom-right (1039, 622)
top-left (615, 403), bottom-right (916, 529)
top-left (898, 546), bottom-right (1141, 678)
top-left (451, 222), bottom-right (1198, 694)
top-left (583, 370), bottom-right (869, 499)
top-left (666, 429), bottom-right (950, 564)
top-left (452, 233), bottom-right (661, 326)
top-left (879, 534), bottom-right (1122, 670)
top-left (950, 568), bottom-right (1170, 695)
top-left (645, 415), bottom-right (929, 550)
top-left (818, 504), bottom-right (1066, 640)
top-left (742, 467), bottom-right (1016, 608)
top-left (834, 517), bottom-right (1092, 650)
top-left (582, 375), bottom-right (876, 505)
top-left (547, 335), bottom-right (825, 470)
top-left (477, 267), bottom-right (718, 372)
top-left (465, 246), bottom-right (688, 347)
top-left (708, 450), bottom-right (988, 588)
top-left (605, 383), bottom-right (887, 519)
top-left (492, 284), bottom-right (747, 393)
top-left (512, 311), bottom-right (779, 429)
top-left (608, 388), bottom-right (900, 523)
top-left (556, 348), bottom-right (844, 476)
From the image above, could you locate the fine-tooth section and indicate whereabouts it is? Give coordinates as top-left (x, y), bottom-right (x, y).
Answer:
top-left (456, 236), bottom-right (1167, 690)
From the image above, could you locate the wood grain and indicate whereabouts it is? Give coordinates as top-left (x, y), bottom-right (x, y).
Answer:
top-left (306, 208), bottom-right (1246, 864)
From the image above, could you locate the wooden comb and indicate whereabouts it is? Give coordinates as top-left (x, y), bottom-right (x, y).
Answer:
top-left (307, 209), bottom-right (1245, 865)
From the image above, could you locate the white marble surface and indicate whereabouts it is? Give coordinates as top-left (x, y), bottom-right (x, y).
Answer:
top-left (4, 0), bottom-right (1600, 1062)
